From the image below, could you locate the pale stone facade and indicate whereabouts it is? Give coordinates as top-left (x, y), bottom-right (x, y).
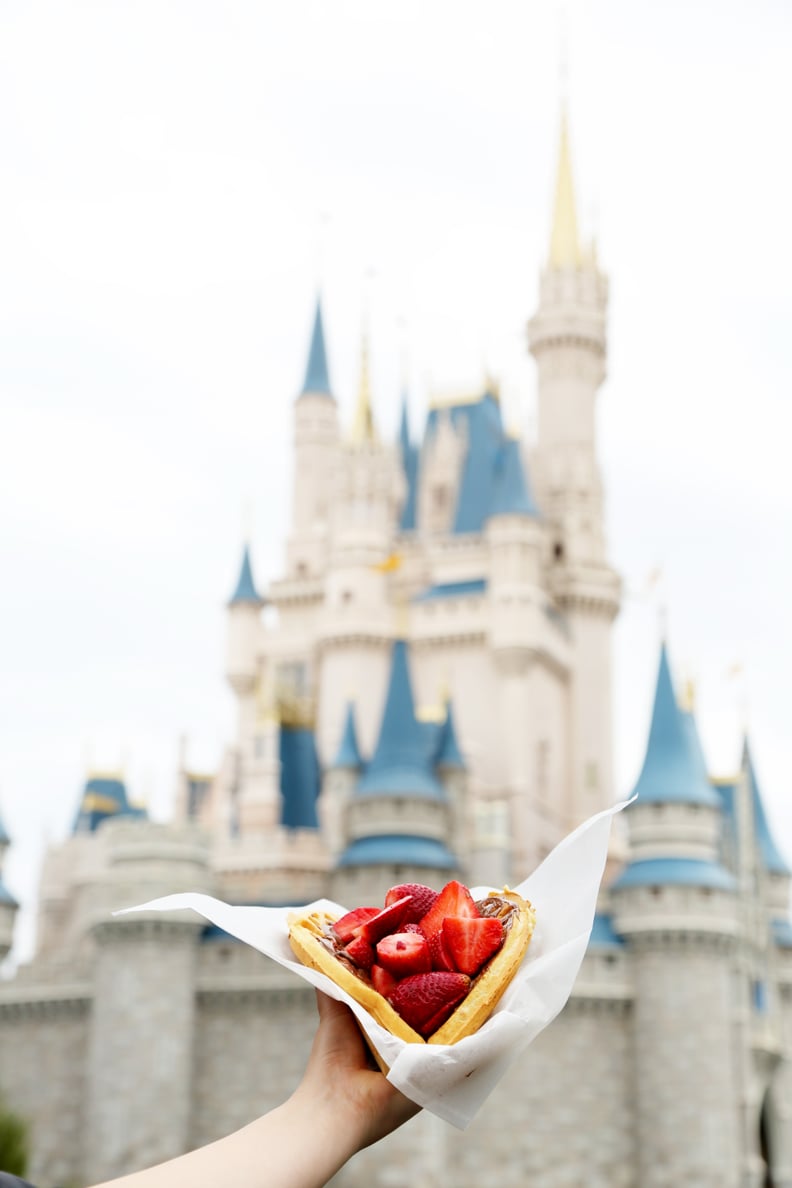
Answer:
top-left (1, 112), bottom-right (792, 1188)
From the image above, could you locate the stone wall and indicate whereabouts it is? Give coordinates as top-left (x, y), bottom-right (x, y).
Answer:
top-left (0, 1000), bottom-right (89, 1188)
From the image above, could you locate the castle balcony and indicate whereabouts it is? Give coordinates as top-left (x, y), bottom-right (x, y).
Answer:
top-left (626, 801), bottom-right (724, 864)
top-left (346, 795), bottom-right (448, 844)
top-left (268, 575), bottom-right (325, 607)
top-left (613, 882), bottom-right (739, 945)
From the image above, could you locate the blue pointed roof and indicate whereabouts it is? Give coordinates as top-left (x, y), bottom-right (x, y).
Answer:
top-left (229, 544), bottom-right (263, 606)
top-left (356, 640), bottom-right (445, 799)
top-left (489, 438), bottom-right (539, 518)
top-left (72, 776), bottom-right (148, 834)
top-left (681, 708), bottom-right (709, 786)
top-left (631, 645), bottom-right (719, 807)
top-left (337, 834), bottom-right (456, 869)
top-left (300, 297), bottom-right (332, 397)
top-left (280, 725), bottom-right (320, 830)
top-left (333, 702), bottom-right (363, 769)
top-left (612, 856), bottom-right (737, 892)
top-left (588, 913), bottom-right (625, 948)
top-left (743, 739), bottom-right (790, 876)
top-left (436, 701), bottom-right (465, 769)
top-left (398, 393), bottom-right (419, 532)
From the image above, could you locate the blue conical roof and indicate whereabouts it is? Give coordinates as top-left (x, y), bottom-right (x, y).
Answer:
top-left (300, 297), bottom-right (332, 397)
top-left (631, 645), bottom-right (719, 807)
top-left (436, 701), bottom-right (465, 769)
top-left (280, 725), bottom-right (320, 830)
top-left (333, 702), bottom-right (363, 769)
top-left (681, 708), bottom-right (709, 785)
top-left (743, 739), bottom-right (790, 876)
top-left (398, 393), bottom-right (418, 532)
top-left (72, 776), bottom-right (148, 834)
top-left (229, 544), bottom-right (263, 606)
top-left (489, 438), bottom-right (539, 518)
top-left (356, 640), bottom-right (444, 799)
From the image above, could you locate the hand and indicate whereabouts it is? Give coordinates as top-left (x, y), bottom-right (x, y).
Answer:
top-left (293, 991), bottom-right (421, 1158)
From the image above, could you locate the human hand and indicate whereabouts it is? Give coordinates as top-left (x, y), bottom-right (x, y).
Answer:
top-left (292, 990), bottom-right (421, 1160)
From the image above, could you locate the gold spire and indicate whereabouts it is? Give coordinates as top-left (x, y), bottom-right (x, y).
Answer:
top-left (350, 319), bottom-right (376, 445)
top-left (549, 106), bottom-right (582, 269)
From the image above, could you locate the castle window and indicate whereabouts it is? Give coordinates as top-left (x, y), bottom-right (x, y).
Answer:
top-left (553, 541), bottom-right (564, 561)
top-left (342, 590), bottom-right (353, 604)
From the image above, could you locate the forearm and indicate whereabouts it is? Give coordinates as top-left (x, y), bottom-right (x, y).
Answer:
top-left (90, 1094), bottom-right (358, 1188)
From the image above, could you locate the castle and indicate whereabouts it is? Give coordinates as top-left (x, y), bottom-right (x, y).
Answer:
top-left (1, 111), bottom-right (791, 1188)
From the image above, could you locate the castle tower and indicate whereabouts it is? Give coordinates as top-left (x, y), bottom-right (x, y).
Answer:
top-left (612, 644), bottom-right (741, 1186)
top-left (85, 820), bottom-right (211, 1184)
top-left (316, 327), bottom-right (404, 763)
top-left (287, 296), bottom-right (340, 579)
top-left (321, 701), bottom-right (363, 859)
top-left (225, 545), bottom-right (281, 835)
top-left (527, 108), bottom-right (620, 826)
top-left (332, 640), bottom-right (458, 904)
top-left (0, 801), bottom-right (18, 961)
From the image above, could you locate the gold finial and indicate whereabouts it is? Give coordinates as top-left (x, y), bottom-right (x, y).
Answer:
top-left (680, 678), bottom-right (696, 713)
top-left (549, 106), bottom-right (582, 269)
top-left (350, 315), bottom-right (377, 445)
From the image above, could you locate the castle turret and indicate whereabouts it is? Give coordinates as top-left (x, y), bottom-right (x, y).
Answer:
top-left (527, 107), bottom-right (620, 828)
top-left (316, 329), bottom-right (403, 764)
top-left (320, 702), bottom-right (363, 859)
top-left (0, 802), bottom-right (18, 961)
top-left (85, 820), bottom-right (211, 1183)
top-left (612, 643), bottom-right (741, 1186)
top-left (288, 296), bottom-right (340, 578)
top-left (333, 640), bottom-right (458, 904)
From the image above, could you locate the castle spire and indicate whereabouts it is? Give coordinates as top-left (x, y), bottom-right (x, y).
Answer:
top-left (228, 543), bottom-right (263, 607)
top-left (350, 318), bottom-right (376, 444)
top-left (549, 106), bottom-right (582, 269)
top-left (300, 296), bottom-right (332, 397)
top-left (631, 643), bottom-right (719, 807)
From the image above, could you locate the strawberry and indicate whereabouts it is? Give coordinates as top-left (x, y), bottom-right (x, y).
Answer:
top-left (359, 895), bottom-right (413, 944)
top-left (371, 963), bottom-right (398, 998)
top-left (402, 922), bottom-right (423, 934)
top-left (442, 916), bottom-right (505, 975)
top-left (428, 928), bottom-right (456, 972)
top-left (388, 971), bottom-right (471, 1037)
top-left (418, 880), bottom-right (480, 941)
top-left (344, 933), bottom-right (375, 971)
top-left (385, 882), bottom-right (439, 924)
top-left (376, 931), bottom-right (432, 977)
top-left (332, 906), bottom-right (380, 943)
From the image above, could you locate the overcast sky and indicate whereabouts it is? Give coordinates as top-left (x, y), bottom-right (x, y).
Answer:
top-left (1, 0), bottom-right (790, 962)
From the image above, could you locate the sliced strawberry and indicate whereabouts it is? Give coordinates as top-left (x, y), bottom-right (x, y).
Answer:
top-left (418, 880), bottom-right (480, 941)
top-left (385, 882), bottom-right (439, 924)
top-left (332, 906), bottom-right (380, 943)
top-left (359, 895), bottom-right (413, 944)
top-left (376, 931), bottom-right (432, 977)
top-left (421, 999), bottom-right (462, 1037)
top-left (371, 963), bottom-right (398, 998)
top-left (402, 922), bottom-right (423, 934)
top-left (428, 928), bottom-right (456, 972)
top-left (442, 916), bottom-right (504, 976)
top-left (388, 971), bottom-right (470, 1037)
top-left (344, 933), bottom-right (375, 971)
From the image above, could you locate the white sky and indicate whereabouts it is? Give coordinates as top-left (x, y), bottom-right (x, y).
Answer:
top-left (1, 0), bottom-right (791, 962)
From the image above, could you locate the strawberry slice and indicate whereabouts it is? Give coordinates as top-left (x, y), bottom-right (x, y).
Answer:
top-left (418, 880), bottom-right (480, 941)
top-left (442, 916), bottom-right (505, 975)
top-left (385, 882), bottom-right (439, 924)
top-left (402, 922), bottom-right (423, 934)
top-left (371, 963), bottom-right (398, 998)
top-left (359, 895), bottom-right (413, 944)
top-left (376, 931), bottom-right (432, 977)
top-left (388, 971), bottom-right (471, 1038)
top-left (344, 933), bottom-right (375, 971)
top-left (332, 906), bottom-right (380, 943)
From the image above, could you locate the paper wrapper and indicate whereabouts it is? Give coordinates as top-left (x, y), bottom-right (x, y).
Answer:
top-left (119, 798), bottom-right (628, 1129)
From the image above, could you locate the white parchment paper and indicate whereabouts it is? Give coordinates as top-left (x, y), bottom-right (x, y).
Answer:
top-left (119, 798), bottom-right (628, 1128)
